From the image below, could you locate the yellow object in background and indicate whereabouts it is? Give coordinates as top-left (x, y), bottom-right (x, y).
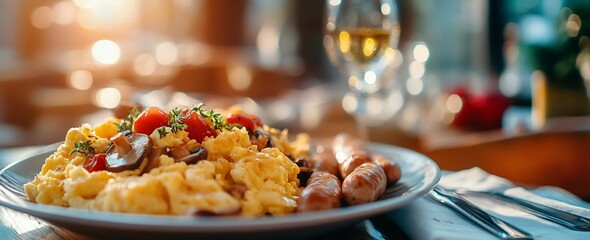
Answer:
top-left (531, 70), bottom-right (589, 130)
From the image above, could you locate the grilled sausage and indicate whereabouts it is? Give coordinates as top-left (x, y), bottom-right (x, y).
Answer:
top-left (372, 154), bottom-right (401, 185)
top-left (342, 162), bottom-right (387, 205)
top-left (332, 134), bottom-right (371, 178)
top-left (338, 150), bottom-right (371, 178)
top-left (310, 147), bottom-right (339, 177)
top-left (297, 171), bottom-right (342, 212)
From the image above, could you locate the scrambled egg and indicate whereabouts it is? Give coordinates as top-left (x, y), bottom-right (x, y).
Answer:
top-left (24, 118), bottom-right (308, 216)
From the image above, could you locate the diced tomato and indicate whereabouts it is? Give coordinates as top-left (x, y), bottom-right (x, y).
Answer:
top-left (83, 153), bottom-right (107, 172)
top-left (134, 106), bottom-right (168, 135)
top-left (182, 111), bottom-right (217, 142)
top-left (226, 113), bottom-right (263, 131)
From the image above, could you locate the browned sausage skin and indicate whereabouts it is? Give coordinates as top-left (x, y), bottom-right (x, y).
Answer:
top-left (332, 134), bottom-right (371, 178)
top-left (297, 171), bottom-right (342, 212)
top-left (341, 162), bottom-right (387, 205)
top-left (371, 154), bottom-right (401, 185)
top-left (310, 146), bottom-right (340, 177)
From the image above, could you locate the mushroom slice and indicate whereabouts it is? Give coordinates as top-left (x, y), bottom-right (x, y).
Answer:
top-left (106, 133), bottom-right (153, 172)
top-left (175, 147), bottom-right (208, 165)
top-left (142, 147), bottom-right (166, 174)
top-left (170, 147), bottom-right (190, 159)
top-left (295, 157), bottom-right (312, 186)
top-left (250, 128), bottom-right (275, 150)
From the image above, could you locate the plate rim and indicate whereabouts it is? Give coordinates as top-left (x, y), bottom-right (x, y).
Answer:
top-left (0, 142), bottom-right (440, 233)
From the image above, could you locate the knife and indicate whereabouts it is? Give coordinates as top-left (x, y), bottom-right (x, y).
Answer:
top-left (458, 190), bottom-right (590, 231)
top-left (429, 186), bottom-right (533, 240)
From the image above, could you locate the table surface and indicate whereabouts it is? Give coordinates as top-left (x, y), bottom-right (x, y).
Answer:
top-left (0, 146), bottom-right (409, 240)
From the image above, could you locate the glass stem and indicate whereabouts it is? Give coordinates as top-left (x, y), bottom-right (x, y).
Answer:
top-left (354, 91), bottom-right (370, 142)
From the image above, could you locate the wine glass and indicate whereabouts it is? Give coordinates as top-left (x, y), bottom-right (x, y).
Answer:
top-left (324, 0), bottom-right (400, 140)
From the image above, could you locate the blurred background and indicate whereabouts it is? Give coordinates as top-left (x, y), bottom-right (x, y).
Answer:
top-left (1, 0), bottom-right (590, 196)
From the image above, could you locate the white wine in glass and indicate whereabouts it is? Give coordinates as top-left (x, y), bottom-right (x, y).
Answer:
top-left (324, 0), bottom-right (400, 139)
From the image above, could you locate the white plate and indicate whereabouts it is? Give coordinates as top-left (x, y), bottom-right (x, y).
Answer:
top-left (0, 142), bottom-right (440, 239)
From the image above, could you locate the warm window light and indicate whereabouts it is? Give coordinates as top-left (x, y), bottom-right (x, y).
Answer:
top-left (566, 14), bottom-right (581, 37)
top-left (31, 6), bottom-right (54, 29)
top-left (381, 3), bottom-right (391, 15)
top-left (69, 70), bottom-right (93, 90)
top-left (227, 65), bottom-right (252, 91)
top-left (91, 40), bottom-right (121, 65)
top-left (413, 43), bottom-right (430, 63)
top-left (73, 0), bottom-right (96, 9)
top-left (446, 94), bottom-right (463, 114)
top-left (406, 78), bottom-right (424, 95)
top-left (155, 41), bottom-right (178, 65)
top-left (348, 75), bottom-right (360, 91)
top-left (269, 100), bottom-right (295, 122)
top-left (367, 95), bottom-right (384, 119)
top-left (178, 42), bottom-right (210, 65)
top-left (362, 37), bottom-right (377, 57)
top-left (387, 91), bottom-right (404, 115)
top-left (390, 48), bottom-right (403, 68)
top-left (77, 8), bottom-right (101, 29)
top-left (53, 1), bottom-right (76, 25)
top-left (342, 92), bottom-right (358, 114)
top-left (257, 20), bottom-right (281, 68)
top-left (364, 71), bottom-right (377, 85)
top-left (328, 0), bottom-right (341, 7)
top-left (409, 61), bottom-right (425, 78)
top-left (95, 87), bottom-right (121, 109)
top-left (339, 31), bottom-right (351, 54)
top-left (134, 53), bottom-right (157, 76)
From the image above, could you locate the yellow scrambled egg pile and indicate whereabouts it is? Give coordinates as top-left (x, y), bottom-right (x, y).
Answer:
top-left (24, 118), bottom-right (309, 216)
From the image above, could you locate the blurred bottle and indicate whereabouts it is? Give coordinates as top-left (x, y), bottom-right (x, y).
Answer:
top-left (499, 0), bottom-right (590, 128)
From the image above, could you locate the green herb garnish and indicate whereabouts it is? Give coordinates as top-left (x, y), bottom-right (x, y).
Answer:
top-left (157, 127), bottom-right (168, 138)
top-left (116, 107), bottom-right (141, 132)
top-left (168, 107), bottom-right (187, 134)
top-left (191, 103), bottom-right (232, 131)
top-left (70, 140), bottom-right (95, 156)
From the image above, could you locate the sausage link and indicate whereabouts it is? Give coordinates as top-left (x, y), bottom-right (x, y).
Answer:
top-left (339, 150), bottom-right (371, 178)
top-left (310, 147), bottom-right (339, 177)
top-left (332, 134), bottom-right (371, 178)
top-left (372, 154), bottom-right (401, 185)
top-left (297, 172), bottom-right (342, 212)
top-left (341, 162), bottom-right (387, 205)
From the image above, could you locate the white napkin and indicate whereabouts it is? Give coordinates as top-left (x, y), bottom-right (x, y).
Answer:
top-left (388, 168), bottom-right (590, 240)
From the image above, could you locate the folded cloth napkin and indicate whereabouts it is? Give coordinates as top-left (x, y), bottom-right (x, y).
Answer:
top-left (388, 168), bottom-right (590, 240)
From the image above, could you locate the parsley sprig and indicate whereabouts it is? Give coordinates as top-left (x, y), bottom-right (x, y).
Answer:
top-left (116, 108), bottom-right (140, 133)
top-left (191, 103), bottom-right (232, 131)
top-left (70, 140), bottom-right (95, 156)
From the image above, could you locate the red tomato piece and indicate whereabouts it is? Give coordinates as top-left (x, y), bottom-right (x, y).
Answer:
top-left (182, 111), bottom-right (217, 142)
top-left (84, 153), bottom-right (107, 172)
top-left (226, 113), bottom-right (263, 131)
top-left (134, 106), bottom-right (168, 135)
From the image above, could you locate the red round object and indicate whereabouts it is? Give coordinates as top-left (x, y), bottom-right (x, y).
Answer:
top-left (84, 153), bottom-right (107, 172)
top-left (182, 111), bottom-right (217, 142)
top-left (449, 87), bottom-right (510, 130)
top-left (226, 113), bottom-right (263, 131)
top-left (133, 106), bottom-right (169, 135)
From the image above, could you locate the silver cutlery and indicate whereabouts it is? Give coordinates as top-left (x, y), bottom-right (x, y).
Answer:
top-left (454, 189), bottom-right (590, 231)
top-left (429, 186), bottom-right (533, 240)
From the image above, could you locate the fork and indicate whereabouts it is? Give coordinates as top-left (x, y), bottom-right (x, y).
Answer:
top-left (429, 186), bottom-right (533, 239)
top-left (454, 188), bottom-right (590, 231)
